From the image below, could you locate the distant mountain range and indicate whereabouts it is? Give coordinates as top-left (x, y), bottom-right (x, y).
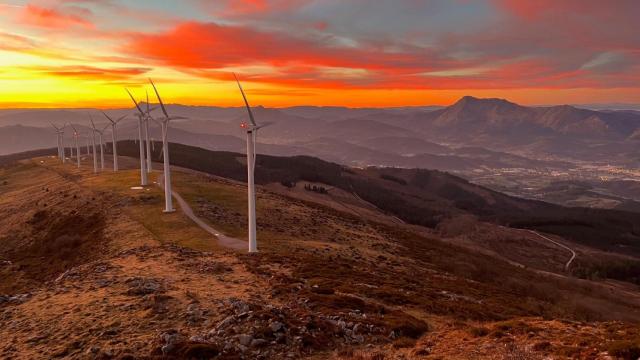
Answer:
top-left (1, 96), bottom-right (638, 170)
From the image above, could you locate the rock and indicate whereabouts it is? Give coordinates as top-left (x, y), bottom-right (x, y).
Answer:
top-left (215, 315), bottom-right (235, 330)
top-left (126, 277), bottom-right (163, 296)
top-left (238, 334), bottom-right (253, 346)
top-left (251, 338), bottom-right (268, 348)
top-left (353, 323), bottom-right (362, 334)
top-left (161, 343), bottom-right (175, 355)
top-left (270, 321), bottom-right (285, 333)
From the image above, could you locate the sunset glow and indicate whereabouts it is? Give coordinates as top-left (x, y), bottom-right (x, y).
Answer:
top-left (1, 0), bottom-right (638, 108)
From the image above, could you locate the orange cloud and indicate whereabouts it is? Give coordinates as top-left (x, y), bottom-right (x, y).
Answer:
top-left (125, 20), bottom-right (640, 91)
top-left (22, 65), bottom-right (151, 82)
top-left (21, 4), bottom-right (93, 29)
top-left (125, 21), bottom-right (463, 86)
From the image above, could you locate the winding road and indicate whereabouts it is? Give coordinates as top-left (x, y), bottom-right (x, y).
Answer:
top-left (157, 174), bottom-right (246, 250)
top-left (525, 229), bottom-right (577, 271)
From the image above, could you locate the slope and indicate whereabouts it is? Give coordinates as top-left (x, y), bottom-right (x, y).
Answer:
top-left (1, 155), bottom-right (640, 359)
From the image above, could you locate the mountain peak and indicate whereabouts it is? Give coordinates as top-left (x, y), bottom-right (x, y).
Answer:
top-left (454, 96), bottom-right (515, 107)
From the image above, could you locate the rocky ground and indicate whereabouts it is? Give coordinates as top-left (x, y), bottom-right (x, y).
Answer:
top-left (1, 157), bottom-right (640, 359)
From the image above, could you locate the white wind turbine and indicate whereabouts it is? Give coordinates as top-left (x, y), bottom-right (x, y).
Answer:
top-left (144, 91), bottom-right (154, 174)
top-left (50, 122), bottom-right (65, 163)
top-left (88, 117), bottom-right (98, 174)
top-left (85, 136), bottom-right (90, 158)
top-left (68, 125), bottom-right (74, 160)
top-left (126, 89), bottom-right (148, 186)
top-left (89, 116), bottom-right (107, 171)
top-left (234, 74), bottom-right (270, 253)
top-left (101, 112), bottom-right (126, 171)
top-left (70, 125), bottom-right (81, 168)
top-left (149, 79), bottom-right (185, 213)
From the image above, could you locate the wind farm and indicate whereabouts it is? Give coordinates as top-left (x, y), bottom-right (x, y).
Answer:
top-left (1, 1), bottom-right (640, 359)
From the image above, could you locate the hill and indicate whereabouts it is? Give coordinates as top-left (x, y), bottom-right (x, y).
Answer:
top-left (1, 151), bottom-right (640, 358)
top-left (111, 141), bottom-right (640, 280)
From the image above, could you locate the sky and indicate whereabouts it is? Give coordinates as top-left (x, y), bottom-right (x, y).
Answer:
top-left (0, 0), bottom-right (639, 108)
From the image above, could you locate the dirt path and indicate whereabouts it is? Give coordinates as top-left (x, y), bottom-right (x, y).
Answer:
top-left (157, 173), bottom-right (246, 251)
top-left (525, 229), bottom-right (576, 271)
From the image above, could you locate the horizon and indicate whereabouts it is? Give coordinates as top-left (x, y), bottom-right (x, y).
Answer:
top-left (1, 0), bottom-right (639, 108)
top-left (1, 94), bottom-right (639, 111)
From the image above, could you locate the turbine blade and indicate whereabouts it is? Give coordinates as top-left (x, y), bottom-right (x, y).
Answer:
top-left (146, 90), bottom-right (150, 114)
top-left (116, 115), bottom-right (127, 123)
top-left (149, 78), bottom-right (169, 118)
top-left (101, 111), bottom-right (115, 124)
top-left (255, 121), bottom-right (273, 130)
top-left (125, 88), bottom-right (145, 114)
top-left (233, 73), bottom-right (257, 127)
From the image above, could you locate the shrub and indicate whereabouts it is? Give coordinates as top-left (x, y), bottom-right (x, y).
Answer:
top-left (468, 326), bottom-right (489, 337)
top-left (380, 174), bottom-right (407, 185)
top-left (608, 340), bottom-right (640, 360)
top-left (392, 336), bottom-right (417, 348)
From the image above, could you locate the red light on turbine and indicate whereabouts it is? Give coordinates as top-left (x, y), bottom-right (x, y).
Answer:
top-left (240, 122), bottom-right (248, 129)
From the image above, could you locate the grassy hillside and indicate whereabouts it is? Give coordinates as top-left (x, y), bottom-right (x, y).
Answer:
top-left (114, 140), bottom-right (640, 257)
top-left (1, 156), bottom-right (640, 358)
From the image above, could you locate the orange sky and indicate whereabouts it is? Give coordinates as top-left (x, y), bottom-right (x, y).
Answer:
top-left (0, 0), bottom-right (639, 108)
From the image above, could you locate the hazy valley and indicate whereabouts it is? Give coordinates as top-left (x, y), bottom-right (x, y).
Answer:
top-left (2, 96), bottom-right (640, 212)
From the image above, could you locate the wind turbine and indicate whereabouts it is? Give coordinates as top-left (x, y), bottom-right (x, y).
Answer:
top-left (85, 136), bottom-right (90, 158)
top-left (149, 79), bottom-right (185, 213)
top-left (125, 89), bottom-right (148, 186)
top-left (144, 91), bottom-right (154, 173)
top-left (101, 112), bottom-right (126, 171)
top-left (234, 74), bottom-right (268, 253)
top-left (68, 125), bottom-right (74, 159)
top-left (89, 116), bottom-right (107, 171)
top-left (70, 125), bottom-right (81, 168)
top-left (88, 117), bottom-right (98, 174)
top-left (50, 123), bottom-right (65, 163)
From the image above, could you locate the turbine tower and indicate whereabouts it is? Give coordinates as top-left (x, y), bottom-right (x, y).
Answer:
top-left (88, 117), bottom-right (98, 174)
top-left (89, 116), bottom-right (107, 171)
top-left (102, 112), bottom-right (126, 171)
top-left (145, 91), bottom-right (153, 173)
top-left (150, 79), bottom-right (185, 213)
top-left (71, 125), bottom-right (81, 168)
top-left (50, 123), bottom-right (65, 163)
top-left (126, 89), bottom-right (148, 186)
top-left (234, 74), bottom-right (267, 253)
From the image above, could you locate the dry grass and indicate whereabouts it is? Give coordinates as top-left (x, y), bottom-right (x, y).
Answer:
top-left (2, 157), bottom-right (640, 359)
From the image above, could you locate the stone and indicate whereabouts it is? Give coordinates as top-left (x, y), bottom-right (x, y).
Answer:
top-left (161, 343), bottom-right (175, 355)
top-left (238, 334), bottom-right (253, 346)
top-left (215, 315), bottom-right (235, 330)
top-left (270, 321), bottom-right (285, 333)
top-left (251, 338), bottom-right (268, 348)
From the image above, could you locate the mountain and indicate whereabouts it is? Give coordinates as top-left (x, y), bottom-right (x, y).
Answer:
top-left (412, 96), bottom-right (640, 147)
top-left (0, 125), bottom-right (57, 155)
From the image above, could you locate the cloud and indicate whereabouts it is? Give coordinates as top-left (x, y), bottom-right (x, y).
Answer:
top-left (125, 21), bottom-right (467, 87)
top-left (20, 4), bottom-right (94, 29)
top-left (22, 65), bottom-right (151, 82)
